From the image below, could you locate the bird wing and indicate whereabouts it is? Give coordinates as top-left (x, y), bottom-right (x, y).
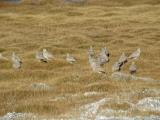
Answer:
top-left (36, 52), bottom-right (47, 62)
top-left (13, 60), bottom-right (21, 69)
top-left (118, 54), bottom-right (127, 63)
top-left (128, 50), bottom-right (140, 59)
top-left (15, 55), bottom-right (21, 63)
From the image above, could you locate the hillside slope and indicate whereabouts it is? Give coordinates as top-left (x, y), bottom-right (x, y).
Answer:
top-left (0, 0), bottom-right (160, 119)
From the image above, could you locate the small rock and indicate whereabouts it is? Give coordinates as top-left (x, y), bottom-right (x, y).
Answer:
top-left (136, 97), bottom-right (160, 111)
top-left (79, 98), bottom-right (108, 120)
top-left (95, 115), bottom-right (160, 120)
top-left (0, 112), bottom-right (36, 120)
top-left (143, 115), bottom-right (160, 120)
top-left (30, 83), bottom-right (52, 90)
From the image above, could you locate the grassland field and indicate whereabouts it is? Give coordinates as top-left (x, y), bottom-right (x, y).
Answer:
top-left (0, 0), bottom-right (160, 118)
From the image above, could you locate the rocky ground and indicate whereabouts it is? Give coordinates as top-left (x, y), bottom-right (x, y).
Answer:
top-left (0, 73), bottom-right (160, 120)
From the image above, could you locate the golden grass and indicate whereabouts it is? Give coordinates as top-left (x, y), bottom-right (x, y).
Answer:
top-left (0, 0), bottom-right (160, 117)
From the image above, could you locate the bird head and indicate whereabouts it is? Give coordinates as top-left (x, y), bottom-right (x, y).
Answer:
top-left (43, 49), bottom-right (47, 53)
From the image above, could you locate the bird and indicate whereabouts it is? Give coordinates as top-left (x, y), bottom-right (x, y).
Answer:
top-left (12, 60), bottom-right (21, 69)
top-left (88, 51), bottom-right (105, 74)
top-left (112, 61), bottom-right (121, 72)
top-left (102, 47), bottom-right (109, 57)
top-left (36, 51), bottom-right (47, 63)
top-left (90, 57), bottom-right (105, 74)
top-left (118, 52), bottom-right (127, 66)
top-left (129, 62), bottom-right (137, 74)
top-left (12, 52), bottom-right (22, 63)
top-left (128, 48), bottom-right (141, 60)
top-left (42, 49), bottom-right (54, 61)
top-left (0, 53), bottom-right (8, 60)
top-left (97, 47), bottom-right (109, 66)
top-left (66, 53), bottom-right (76, 64)
top-left (11, 52), bottom-right (22, 69)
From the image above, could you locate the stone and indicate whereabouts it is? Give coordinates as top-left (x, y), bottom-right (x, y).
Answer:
top-left (136, 97), bottom-right (160, 111)
top-left (30, 83), bottom-right (52, 90)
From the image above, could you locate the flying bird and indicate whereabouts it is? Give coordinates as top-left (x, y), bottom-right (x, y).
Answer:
top-left (66, 53), bottom-right (76, 64)
top-left (128, 48), bottom-right (141, 60)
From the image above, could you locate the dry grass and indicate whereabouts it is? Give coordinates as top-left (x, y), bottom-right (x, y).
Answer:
top-left (0, 0), bottom-right (160, 117)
